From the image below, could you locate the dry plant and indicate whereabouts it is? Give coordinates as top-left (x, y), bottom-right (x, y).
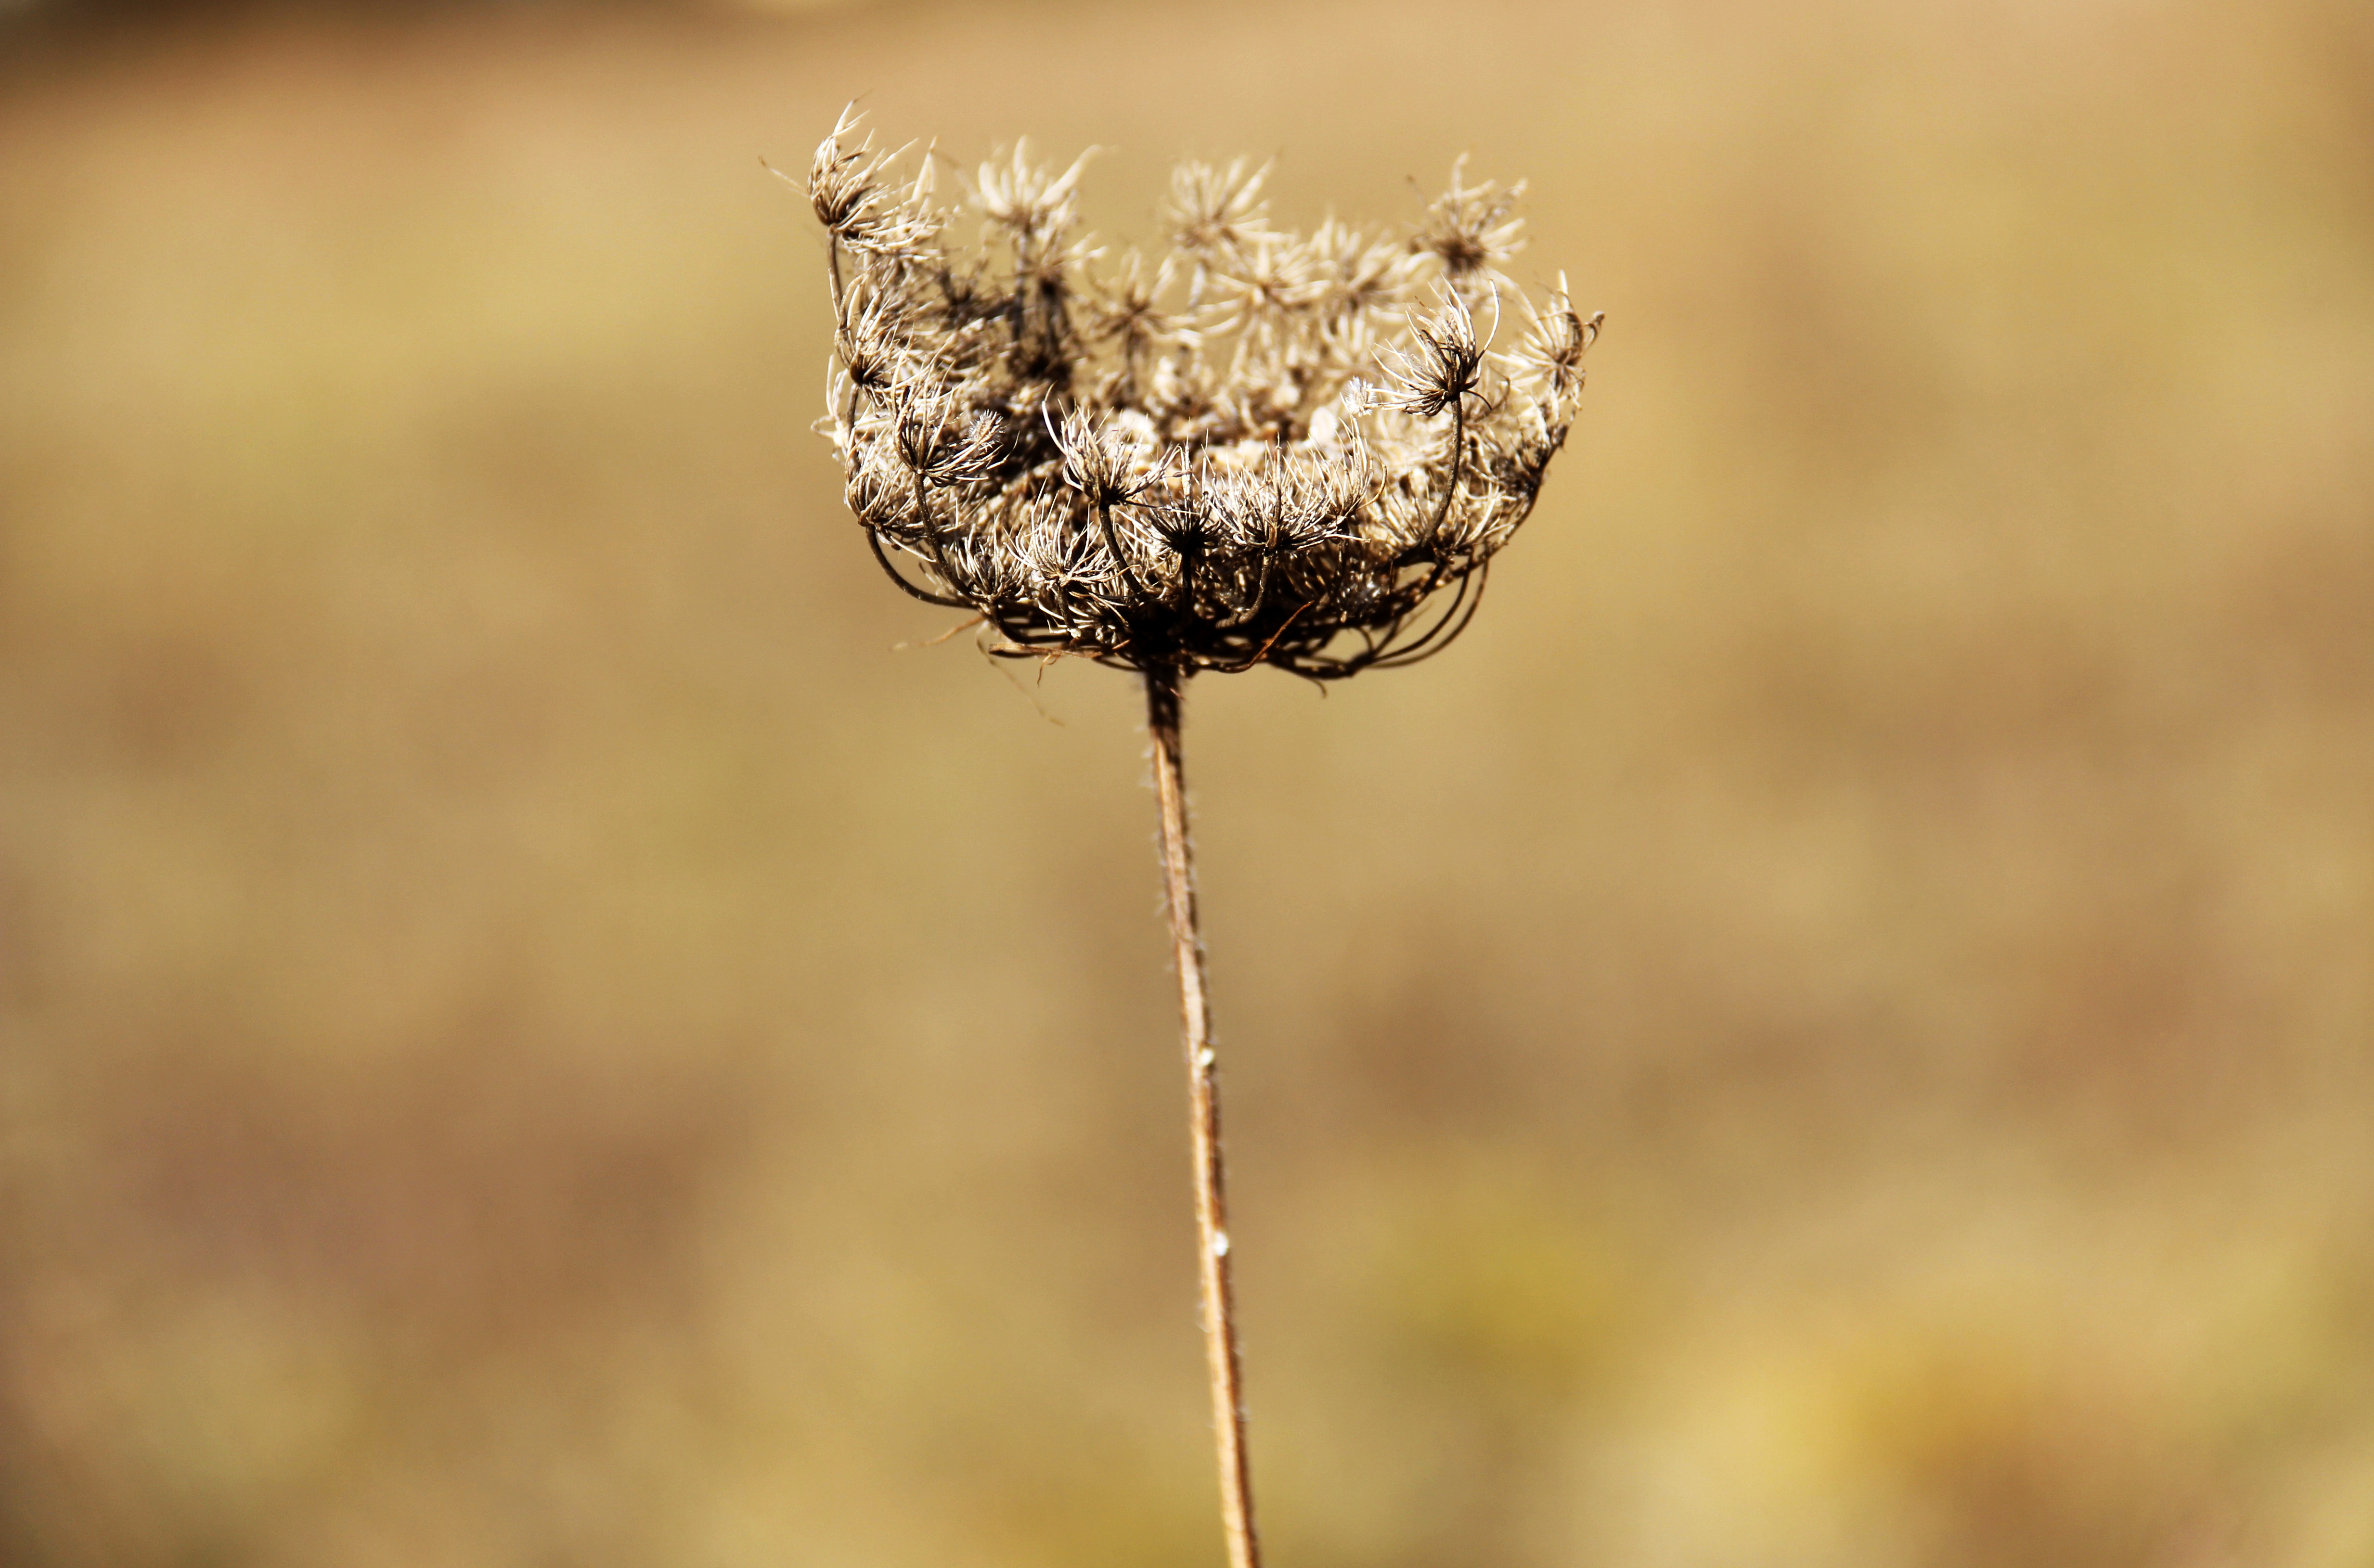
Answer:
top-left (798, 108), bottom-right (1598, 1568)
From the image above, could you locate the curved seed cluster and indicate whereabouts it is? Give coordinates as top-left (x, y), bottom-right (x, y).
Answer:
top-left (805, 109), bottom-right (1600, 678)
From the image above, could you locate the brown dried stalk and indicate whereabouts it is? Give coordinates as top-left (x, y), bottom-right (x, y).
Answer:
top-left (1144, 663), bottom-right (1260, 1568)
top-left (798, 109), bottom-right (1597, 1567)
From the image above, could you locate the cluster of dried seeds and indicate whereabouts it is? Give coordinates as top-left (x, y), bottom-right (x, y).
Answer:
top-left (803, 109), bottom-right (1600, 679)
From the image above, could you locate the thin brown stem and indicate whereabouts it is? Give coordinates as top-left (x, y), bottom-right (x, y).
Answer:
top-left (1143, 665), bottom-right (1261, 1568)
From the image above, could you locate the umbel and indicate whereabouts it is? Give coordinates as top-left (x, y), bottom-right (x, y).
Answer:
top-left (804, 108), bottom-right (1599, 680)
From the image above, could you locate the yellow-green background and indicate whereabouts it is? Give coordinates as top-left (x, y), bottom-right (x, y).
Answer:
top-left (3, 0), bottom-right (2371, 1563)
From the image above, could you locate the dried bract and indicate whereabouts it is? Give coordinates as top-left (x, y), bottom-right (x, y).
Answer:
top-left (807, 112), bottom-right (1599, 679)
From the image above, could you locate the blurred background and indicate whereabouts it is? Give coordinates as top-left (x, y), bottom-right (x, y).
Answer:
top-left (3, 0), bottom-right (2371, 1563)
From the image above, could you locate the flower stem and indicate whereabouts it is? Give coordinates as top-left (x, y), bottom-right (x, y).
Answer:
top-left (1143, 664), bottom-right (1262, 1568)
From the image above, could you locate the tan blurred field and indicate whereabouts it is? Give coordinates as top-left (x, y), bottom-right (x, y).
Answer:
top-left (3, 0), bottom-right (2372, 1563)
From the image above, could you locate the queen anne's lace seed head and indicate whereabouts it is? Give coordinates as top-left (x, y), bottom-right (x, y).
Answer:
top-left (806, 111), bottom-right (1601, 679)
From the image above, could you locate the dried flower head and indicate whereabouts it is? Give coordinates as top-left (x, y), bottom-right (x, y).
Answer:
top-left (807, 112), bottom-right (1601, 680)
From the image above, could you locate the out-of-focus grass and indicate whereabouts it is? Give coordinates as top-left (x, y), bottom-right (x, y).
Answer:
top-left (1, 1), bottom-right (2370, 1565)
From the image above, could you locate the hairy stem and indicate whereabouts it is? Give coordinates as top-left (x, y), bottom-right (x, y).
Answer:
top-left (1143, 666), bottom-right (1262, 1568)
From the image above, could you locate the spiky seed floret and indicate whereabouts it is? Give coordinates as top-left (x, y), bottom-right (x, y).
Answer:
top-left (1378, 288), bottom-right (1489, 419)
top-left (1411, 154), bottom-right (1527, 280)
top-left (804, 110), bottom-right (1598, 680)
